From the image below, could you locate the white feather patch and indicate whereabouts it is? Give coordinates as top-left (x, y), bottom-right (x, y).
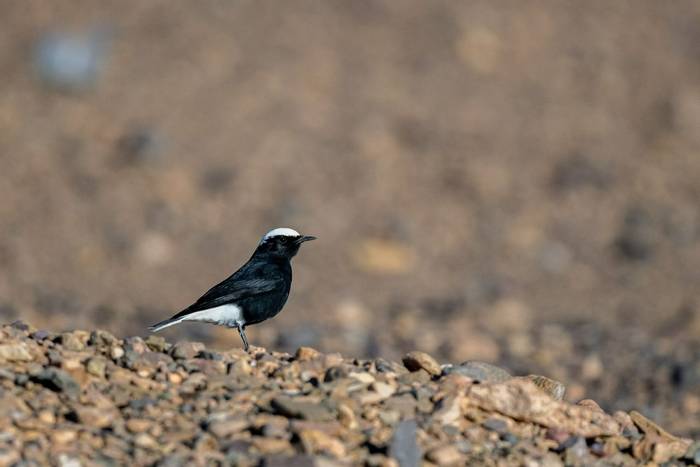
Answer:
top-left (262, 227), bottom-right (300, 242)
top-left (182, 304), bottom-right (244, 327)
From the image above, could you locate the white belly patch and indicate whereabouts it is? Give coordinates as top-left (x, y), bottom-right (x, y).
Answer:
top-left (182, 304), bottom-right (244, 327)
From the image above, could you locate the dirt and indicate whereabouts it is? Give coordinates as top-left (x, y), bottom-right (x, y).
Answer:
top-left (0, 1), bottom-right (699, 438)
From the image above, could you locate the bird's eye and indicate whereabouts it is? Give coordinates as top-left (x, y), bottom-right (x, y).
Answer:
top-left (280, 237), bottom-right (288, 244)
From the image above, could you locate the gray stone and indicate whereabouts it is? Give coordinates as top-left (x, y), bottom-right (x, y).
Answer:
top-left (31, 368), bottom-right (79, 396)
top-left (389, 420), bottom-right (421, 467)
top-left (271, 396), bottom-right (335, 422)
top-left (443, 361), bottom-right (511, 383)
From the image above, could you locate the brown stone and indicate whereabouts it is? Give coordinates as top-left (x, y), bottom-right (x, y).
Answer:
top-left (295, 346), bottom-right (321, 361)
top-left (299, 429), bottom-right (346, 458)
top-left (523, 375), bottom-right (566, 401)
top-left (426, 444), bottom-right (462, 465)
top-left (402, 351), bottom-right (441, 376)
top-left (0, 342), bottom-right (34, 362)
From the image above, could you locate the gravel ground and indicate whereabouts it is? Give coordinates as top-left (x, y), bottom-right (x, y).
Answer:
top-left (1, 0), bottom-right (699, 440)
top-left (0, 322), bottom-right (696, 466)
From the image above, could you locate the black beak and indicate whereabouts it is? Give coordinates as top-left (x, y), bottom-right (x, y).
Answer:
top-left (296, 235), bottom-right (317, 244)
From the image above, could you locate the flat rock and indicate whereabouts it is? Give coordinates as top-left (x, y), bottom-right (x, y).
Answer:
top-left (271, 396), bottom-right (336, 422)
top-left (443, 361), bottom-right (511, 383)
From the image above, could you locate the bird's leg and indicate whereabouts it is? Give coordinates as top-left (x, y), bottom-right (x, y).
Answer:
top-left (238, 325), bottom-right (249, 351)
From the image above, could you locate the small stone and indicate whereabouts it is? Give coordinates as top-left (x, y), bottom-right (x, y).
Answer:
top-left (324, 366), bottom-right (348, 382)
top-left (433, 396), bottom-right (462, 425)
top-left (61, 332), bottom-right (86, 351)
top-left (402, 351), bottom-right (441, 376)
top-left (366, 454), bottom-right (398, 467)
top-left (86, 357), bottom-right (107, 378)
top-left (31, 368), bottom-right (79, 396)
top-left (196, 350), bottom-right (223, 360)
top-left (110, 346), bottom-right (125, 360)
top-left (31, 330), bottom-right (51, 341)
top-left (564, 437), bottom-right (591, 465)
top-left (251, 437), bottom-right (294, 455)
top-left (524, 375), bottom-right (566, 401)
top-left (271, 396), bottom-right (335, 422)
top-left (207, 413), bottom-right (249, 438)
top-left (337, 403), bottom-right (357, 429)
top-left (38, 410), bottom-right (56, 425)
top-left (261, 455), bottom-right (316, 467)
top-left (0, 342), bottom-right (34, 361)
top-left (89, 329), bottom-right (118, 347)
top-left (426, 444), bottom-right (462, 465)
top-left (389, 420), bottom-right (421, 467)
top-left (373, 381), bottom-right (396, 399)
top-left (298, 429), bottom-right (346, 457)
top-left (0, 448), bottom-right (20, 465)
top-left (350, 371), bottom-right (375, 385)
top-left (145, 335), bottom-right (168, 352)
top-left (443, 361), bottom-right (511, 383)
top-left (295, 347), bottom-right (321, 361)
top-left (397, 369), bottom-right (431, 385)
top-left (73, 406), bottom-right (113, 428)
top-left (577, 399), bottom-right (604, 413)
top-left (168, 372), bottom-right (183, 384)
top-left (126, 418), bottom-right (152, 433)
top-left (171, 341), bottom-right (205, 360)
top-left (52, 429), bottom-right (78, 444)
top-left (124, 336), bottom-right (148, 354)
top-left (57, 454), bottom-right (82, 467)
top-left (134, 433), bottom-right (159, 450)
top-left (482, 418), bottom-right (508, 433)
top-left (545, 428), bottom-right (571, 444)
top-left (229, 359), bottom-right (252, 377)
top-left (684, 442), bottom-right (700, 465)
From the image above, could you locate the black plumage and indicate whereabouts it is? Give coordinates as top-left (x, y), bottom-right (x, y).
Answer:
top-left (149, 228), bottom-right (315, 350)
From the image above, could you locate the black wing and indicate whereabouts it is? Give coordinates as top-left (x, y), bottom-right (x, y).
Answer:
top-left (171, 262), bottom-right (286, 319)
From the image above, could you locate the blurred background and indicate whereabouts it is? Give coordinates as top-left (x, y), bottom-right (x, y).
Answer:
top-left (0, 1), bottom-right (699, 436)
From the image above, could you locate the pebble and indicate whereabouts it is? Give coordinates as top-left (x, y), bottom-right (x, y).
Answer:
top-left (402, 351), bottom-right (441, 376)
top-left (389, 420), bottom-right (421, 467)
top-left (85, 357), bottom-right (107, 378)
top-left (171, 341), bottom-right (205, 360)
top-left (426, 444), bottom-right (462, 465)
top-left (271, 396), bottom-right (335, 422)
top-left (298, 429), bottom-right (346, 457)
top-left (61, 332), bottom-right (86, 352)
top-left (0, 342), bottom-right (34, 361)
top-left (110, 346), bottom-right (125, 360)
top-left (443, 361), bottom-right (511, 383)
top-left (295, 347), bottom-right (321, 361)
top-left (523, 375), bottom-right (566, 401)
top-left (31, 368), bottom-right (79, 396)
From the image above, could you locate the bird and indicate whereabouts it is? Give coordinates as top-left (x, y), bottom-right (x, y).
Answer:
top-left (148, 227), bottom-right (316, 351)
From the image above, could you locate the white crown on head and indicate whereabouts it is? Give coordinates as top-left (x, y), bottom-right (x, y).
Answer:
top-left (261, 227), bottom-right (300, 243)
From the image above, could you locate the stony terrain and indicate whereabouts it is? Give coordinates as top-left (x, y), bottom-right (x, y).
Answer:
top-left (0, 322), bottom-right (696, 466)
top-left (1, 0), bottom-right (700, 438)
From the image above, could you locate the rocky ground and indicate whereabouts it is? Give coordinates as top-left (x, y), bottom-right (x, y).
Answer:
top-left (2, 0), bottom-right (700, 440)
top-left (0, 322), bottom-right (696, 466)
